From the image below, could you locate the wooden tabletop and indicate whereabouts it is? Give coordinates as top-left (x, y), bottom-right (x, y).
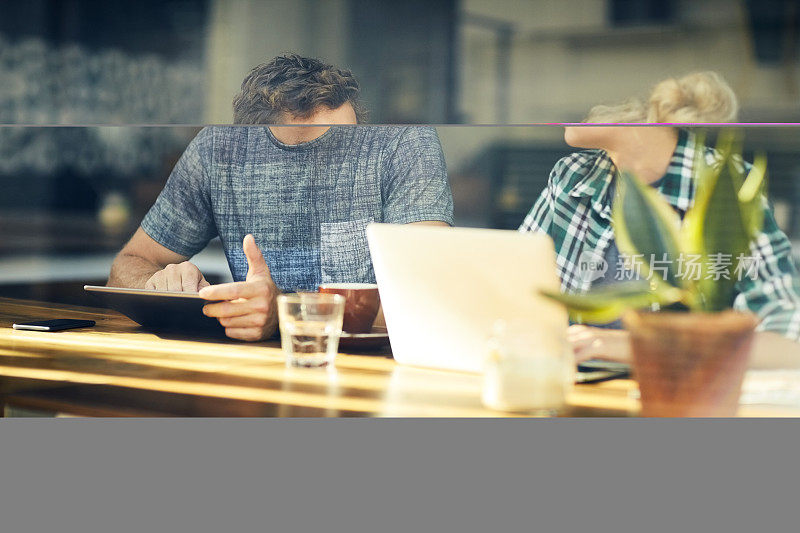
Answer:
top-left (0, 297), bottom-right (796, 417)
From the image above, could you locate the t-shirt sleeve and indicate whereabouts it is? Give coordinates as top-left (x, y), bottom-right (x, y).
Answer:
top-left (381, 127), bottom-right (454, 225)
top-left (140, 128), bottom-right (217, 257)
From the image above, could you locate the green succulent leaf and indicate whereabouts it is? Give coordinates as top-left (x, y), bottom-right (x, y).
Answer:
top-left (684, 134), bottom-right (756, 312)
top-left (612, 171), bottom-right (685, 290)
top-left (540, 283), bottom-right (684, 325)
top-left (739, 152), bottom-right (767, 239)
top-left (683, 152), bottom-right (722, 256)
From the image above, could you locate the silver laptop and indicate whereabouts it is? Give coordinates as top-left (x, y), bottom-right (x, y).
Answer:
top-left (367, 224), bottom-right (568, 373)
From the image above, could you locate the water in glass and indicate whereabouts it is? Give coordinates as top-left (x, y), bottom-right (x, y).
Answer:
top-left (281, 319), bottom-right (340, 368)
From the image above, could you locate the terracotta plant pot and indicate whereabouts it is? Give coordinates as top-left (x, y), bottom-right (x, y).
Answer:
top-left (623, 310), bottom-right (758, 417)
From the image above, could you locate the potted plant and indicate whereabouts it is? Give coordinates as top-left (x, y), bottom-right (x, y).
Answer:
top-left (542, 132), bottom-right (768, 416)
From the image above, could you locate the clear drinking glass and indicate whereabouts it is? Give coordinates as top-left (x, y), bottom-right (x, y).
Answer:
top-left (277, 293), bottom-right (346, 368)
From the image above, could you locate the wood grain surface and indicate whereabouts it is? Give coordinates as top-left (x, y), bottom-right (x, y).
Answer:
top-left (0, 297), bottom-right (794, 417)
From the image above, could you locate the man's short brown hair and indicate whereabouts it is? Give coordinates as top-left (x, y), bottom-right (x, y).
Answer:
top-left (232, 54), bottom-right (367, 124)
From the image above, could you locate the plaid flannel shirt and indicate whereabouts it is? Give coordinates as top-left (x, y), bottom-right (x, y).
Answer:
top-left (519, 129), bottom-right (800, 341)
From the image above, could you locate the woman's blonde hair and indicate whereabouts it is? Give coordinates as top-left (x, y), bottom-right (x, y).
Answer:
top-left (584, 71), bottom-right (739, 123)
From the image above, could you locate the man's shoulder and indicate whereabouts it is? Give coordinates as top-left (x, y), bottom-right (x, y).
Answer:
top-left (182, 126), bottom-right (279, 169)
top-left (337, 126), bottom-right (442, 170)
top-left (346, 125), bottom-right (439, 144)
top-left (196, 126), bottom-right (264, 152)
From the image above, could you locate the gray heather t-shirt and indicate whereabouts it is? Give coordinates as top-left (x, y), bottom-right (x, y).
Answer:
top-left (141, 126), bottom-right (453, 292)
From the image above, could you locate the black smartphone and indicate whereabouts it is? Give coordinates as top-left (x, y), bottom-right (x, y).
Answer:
top-left (13, 319), bottom-right (96, 332)
top-left (575, 369), bottom-right (630, 384)
top-left (577, 359), bottom-right (631, 373)
top-left (576, 359), bottom-right (631, 384)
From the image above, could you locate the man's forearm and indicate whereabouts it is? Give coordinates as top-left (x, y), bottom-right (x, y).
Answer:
top-left (108, 253), bottom-right (163, 288)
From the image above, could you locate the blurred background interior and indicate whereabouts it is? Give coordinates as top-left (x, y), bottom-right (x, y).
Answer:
top-left (2, 0), bottom-right (800, 306)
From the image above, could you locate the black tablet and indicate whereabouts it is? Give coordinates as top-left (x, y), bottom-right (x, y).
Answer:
top-left (84, 285), bottom-right (224, 334)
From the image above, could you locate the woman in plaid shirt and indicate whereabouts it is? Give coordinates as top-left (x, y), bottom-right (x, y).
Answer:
top-left (520, 72), bottom-right (800, 367)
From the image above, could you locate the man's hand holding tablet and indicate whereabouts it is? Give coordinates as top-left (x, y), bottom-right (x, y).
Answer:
top-left (199, 234), bottom-right (279, 341)
top-left (144, 261), bottom-right (210, 292)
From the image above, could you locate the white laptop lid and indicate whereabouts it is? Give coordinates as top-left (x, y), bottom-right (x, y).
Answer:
top-left (367, 224), bottom-right (568, 373)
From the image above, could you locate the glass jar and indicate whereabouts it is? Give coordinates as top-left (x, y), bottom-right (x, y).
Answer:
top-left (482, 319), bottom-right (573, 416)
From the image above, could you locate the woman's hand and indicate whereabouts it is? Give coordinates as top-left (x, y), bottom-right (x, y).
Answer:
top-left (568, 325), bottom-right (632, 363)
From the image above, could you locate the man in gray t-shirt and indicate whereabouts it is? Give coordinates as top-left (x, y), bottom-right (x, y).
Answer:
top-left (108, 55), bottom-right (453, 341)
